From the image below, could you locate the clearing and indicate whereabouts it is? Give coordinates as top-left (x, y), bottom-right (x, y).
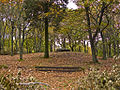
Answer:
top-left (0, 52), bottom-right (119, 89)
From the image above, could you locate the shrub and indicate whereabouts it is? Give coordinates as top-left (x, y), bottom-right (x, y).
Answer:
top-left (76, 64), bottom-right (120, 90)
top-left (0, 70), bottom-right (50, 89)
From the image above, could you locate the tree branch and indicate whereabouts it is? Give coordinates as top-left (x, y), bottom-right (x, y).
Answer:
top-left (18, 82), bottom-right (50, 87)
top-left (101, 14), bottom-right (110, 32)
top-left (92, 1), bottom-right (111, 41)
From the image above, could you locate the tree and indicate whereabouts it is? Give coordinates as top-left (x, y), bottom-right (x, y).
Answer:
top-left (58, 9), bottom-right (87, 51)
top-left (23, 0), bottom-right (68, 58)
top-left (75, 0), bottom-right (115, 63)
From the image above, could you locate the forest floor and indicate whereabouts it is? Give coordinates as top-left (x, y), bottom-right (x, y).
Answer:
top-left (0, 52), bottom-right (120, 90)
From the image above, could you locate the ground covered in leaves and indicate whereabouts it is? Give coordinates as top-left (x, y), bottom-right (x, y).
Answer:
top-left (0, 52), bottom-right (120, 89)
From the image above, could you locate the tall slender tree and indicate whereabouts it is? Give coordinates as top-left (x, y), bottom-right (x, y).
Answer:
top-left (23, 0), bottom-right (68, 58)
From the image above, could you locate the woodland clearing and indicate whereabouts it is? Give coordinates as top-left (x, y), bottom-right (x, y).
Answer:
top-left (0, 52), bottom-right (119, 89)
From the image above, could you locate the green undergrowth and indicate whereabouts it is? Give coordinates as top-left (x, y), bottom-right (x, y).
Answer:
top-left (0, 64), bottom-right (8, 69)
top-left (0, 70), bottom-right (50, 90)
top-left (75, 64), bottom-right (120, 90)
top-left (17, 59), bottom-right (24, 62)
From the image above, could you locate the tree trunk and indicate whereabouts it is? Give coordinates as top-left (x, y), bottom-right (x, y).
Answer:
top-left (11, 21), bottom-right (14, 56)
top-left (117, 40), bottom-right (119, 56)
top-left (15, 32), bottom-right (18, 54)
top-left (44, 3), bottom-right (49, 58)
top-left (86, 42), bottom-right (89, 53)
top-left (21, 25), bottom-right (26, 55)
top-left (113, 41), bottom-right (116, 56)
top-left (71, 46), bottom-right (74, 51)
top-left (33, 28), bottom-right (37, 52)
top-left (54, 36), bottom-right (56, 52)
top-left (108, 42), bottom-right (112, 58)
top-left (8, 35), bottom-right (10, 52)
top-left (79, 45), bottom-right (81, 52)
top-left (38, 23), bottom-right (43, 52)
top-left (26, 35), bottom-right (29, 54)
top-left (84, 40), bottom-right (86, 53)
top-left (19, 25), bottom-right (23, 60)
top-left (50, 39), bottom-right (53, 52)
top-left (0, 25), bottom-right (1, 54)
top-left (38, 38), bottom-right (41, 52)
top-left (2, 23), bottom-right (6, 54)
top-left (106, 41), bottom-right (108, 57)
top-left (63, 37), bottom-right (66, 48)
top-left (74, 40), bottom-right (77, 51)
top-left (90, 40), bottom-right (98, 63)
top-left (100, 32), bottom-right (107, 60)
top-left (85, 6), bottom-right (98, 63)
top-left (37, 31), bottom-right (42, 52)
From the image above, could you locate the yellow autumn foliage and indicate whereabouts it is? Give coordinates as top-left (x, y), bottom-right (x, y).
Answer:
top-left (0, 0), bottom-right (22, 3)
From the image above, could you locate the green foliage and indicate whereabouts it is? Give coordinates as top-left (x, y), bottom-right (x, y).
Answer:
top-left (0, 65), bottom-right (8, 69)
top-left (17, 59), bottom-right (24, 62)
top-left (0, 70), bottom-right (49, 89)
top-left (76, 64), bottom-right (120, 90)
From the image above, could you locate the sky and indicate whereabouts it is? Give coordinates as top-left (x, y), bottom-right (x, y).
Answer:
top-left (67, 0), bottom-right (78, 9)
